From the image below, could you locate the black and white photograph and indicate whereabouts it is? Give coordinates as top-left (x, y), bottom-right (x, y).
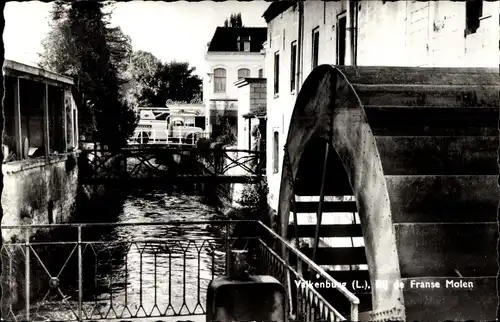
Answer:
top-left (0, 1), bottom-right (498, 321)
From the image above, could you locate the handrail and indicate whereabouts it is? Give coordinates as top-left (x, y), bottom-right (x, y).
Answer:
top-left (256, 221), bottom-right (360, 304)
top-left (129, 127), bottom-right (209, 146)
top-left (3, 219), bottom-right (360, 321)
top-left (1, 219), bottom-right (255, 229)
top-left (81, 147), bottom-right (266, 156)
top-left (256, 221), bottom-right (361, 318)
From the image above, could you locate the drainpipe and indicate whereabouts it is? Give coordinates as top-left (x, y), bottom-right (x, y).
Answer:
top-left (345, 0), bottom-right (352, 66)
top-left (296, 1), bottom-right (304, 91)
top-left (351, 0), bottom-right (359, 66)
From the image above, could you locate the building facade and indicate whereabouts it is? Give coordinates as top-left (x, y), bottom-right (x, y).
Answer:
top-left (203, 27), bottom-right (267, 137)
top-left (2, 60), bottom-right (80, 239)
top-left (263, 0), bottom-right (499, 211)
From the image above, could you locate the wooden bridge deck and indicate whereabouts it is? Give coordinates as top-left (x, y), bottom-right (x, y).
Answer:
top-left (80, 174), bottom-right (262, 185)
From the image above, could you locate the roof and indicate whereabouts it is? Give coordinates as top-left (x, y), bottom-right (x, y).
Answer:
top-left (3, 59), bottom-right (74, 86)
top-left (234, 77), bottom-right (267, 88)
top-left (262, 1), bottom-right (297, 23)
top-left (207, 27), bottom-right (267, 52)
top-left (243, 110), bottom-right (267, 119)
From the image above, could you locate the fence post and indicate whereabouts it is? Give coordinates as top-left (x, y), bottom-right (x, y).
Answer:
top-left (296, 257), bottom-right (303, 320)
top-left (78, 226), bottom-right (83, 321)
top-left (351, 302), bottom-right (359, 322)
top-left (24, 228), bottom-right (30, 321)
top-left (225, 222), bottom-right (231, 276)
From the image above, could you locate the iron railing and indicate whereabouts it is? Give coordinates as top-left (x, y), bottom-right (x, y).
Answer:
top-left (1, 220), bottom-right (359, 322)
top-left (128, 128), bottom-right (211, 146)
top-left (79, 146), bottom-right (265, 184)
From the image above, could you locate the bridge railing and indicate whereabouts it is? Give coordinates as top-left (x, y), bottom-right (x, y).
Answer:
top-left (129, 128), bottom-right (211, 146)
top-left (1, 220), bottom-right (358, 322)
top-left (78, 146), bottom-right (265, 183)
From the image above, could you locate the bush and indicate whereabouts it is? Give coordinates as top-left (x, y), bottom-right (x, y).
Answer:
top-left (237, 177), bottom-right (270, 222)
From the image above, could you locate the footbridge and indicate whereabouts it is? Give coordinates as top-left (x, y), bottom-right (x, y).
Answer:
top-left (277, 65), bottom-right (499, 321)
top-left (79, 144), bottom-right (265, 186)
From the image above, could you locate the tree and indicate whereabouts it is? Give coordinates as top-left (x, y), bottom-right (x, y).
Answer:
top-left (107, 26), bottom-right (134, 107)
top-left (137, 60), bottom-right (202, 107)
top-left (223, 13), bottom-right (243, 28)
top-left (39, 1), bottom-right (137, 148)
top-left (122, 50), bottom-right (163, 107)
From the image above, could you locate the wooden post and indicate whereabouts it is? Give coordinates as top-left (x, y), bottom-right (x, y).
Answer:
top-left (44, 84), bottom-right (50, 157)
top-left (345, 0), bottom-right (353, 66)
top-left (70, 99), bottom-right (75, 149)
top-left (291, 194), bottom-right (300, 267)
top-left (312, 141), bottom-right (329, 262)
top-left (13, 77), bottom-right (22, 159)
top-left (74, 107), bottom-right (79, 149)
top-left (62, 88), bottom-right (68, 153)
top-left (247, 118), bottom-right (251, 151)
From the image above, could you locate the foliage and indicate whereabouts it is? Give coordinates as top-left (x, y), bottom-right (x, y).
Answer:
top-left (238, 123), bottom-right (267, 220)
top-left (39, 1), bottom-right (137, 148)
top-left (121, 50), bottom-right (202, 107)
top-left (137, 60), bottom-right (203, 107)
top-left (122, 50), bottom-right (162, 107)
top-left (223, 13), bottom-right (243, 28)
top-left (238, 178), bottom-right (269, 221)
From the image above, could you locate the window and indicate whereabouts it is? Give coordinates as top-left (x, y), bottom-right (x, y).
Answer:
top-left (213, 68), bottom-right (226, 93)
top-left (238, 68), bottom-right (251, 79)
top-left (238, 36), bottom-right (251, 52)
top-left (336, 14), bottom-right (347, 65)
top-left (312, 27), bottom-right (319, 69)
top-left (465, 0), bottom-right (483, 35)
top-left (274, 52), bottom-right (280, 94)
top-left (290, 41), bottom-right (297, 92)
top-left (258, 69), bottom-right (264, 78)
top-left (273, 131), bottom-right (279, 173)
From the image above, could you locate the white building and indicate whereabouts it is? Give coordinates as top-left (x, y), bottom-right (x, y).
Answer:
top-left (203, 26), bottom-right (267, 136)
top-left (263, 0), bottom-right (499, 211)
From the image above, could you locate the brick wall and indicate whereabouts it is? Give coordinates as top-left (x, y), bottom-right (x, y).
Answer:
top-left (249, 81), bottom-right (267, 113)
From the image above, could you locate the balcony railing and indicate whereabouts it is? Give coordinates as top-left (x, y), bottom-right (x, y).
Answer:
top-left (128, 128), bottom-right (211, 146)
top-left (1, 220), bottom-right (359, 322)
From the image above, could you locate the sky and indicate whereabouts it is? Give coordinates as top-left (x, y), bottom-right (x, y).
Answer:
top-left (3, 1), bottom-right (269, 77)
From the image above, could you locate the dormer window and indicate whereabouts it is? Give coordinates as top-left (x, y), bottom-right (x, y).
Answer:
top-left (238, 36), bottom-right (251, 52)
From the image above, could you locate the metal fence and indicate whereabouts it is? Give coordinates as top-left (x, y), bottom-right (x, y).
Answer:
top-left (79, 146), bottom-right (265, 183)
top-left (128, 128), bottom-right (211, 146)
top-left (1, 220), bottom-right (358, 322)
